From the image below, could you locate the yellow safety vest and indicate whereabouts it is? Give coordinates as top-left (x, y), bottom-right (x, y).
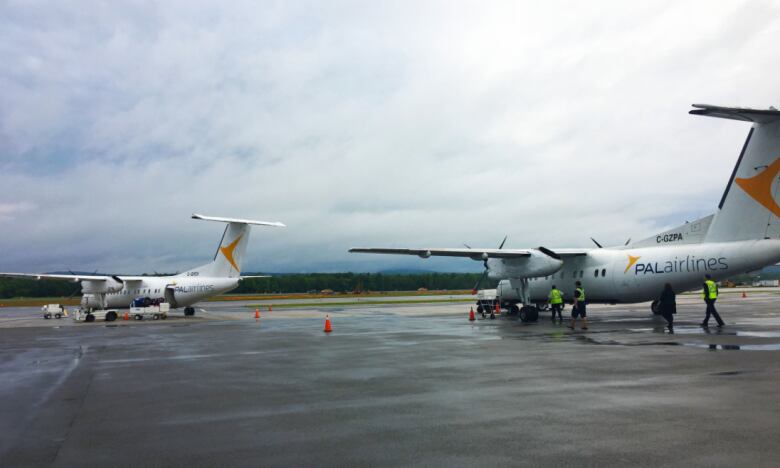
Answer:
top-left (575, 287), bottom-right (585, 301)
top-left (549, 289), bottom-right (563, 304)
top-left (705, 280), bottom-right (718, 300)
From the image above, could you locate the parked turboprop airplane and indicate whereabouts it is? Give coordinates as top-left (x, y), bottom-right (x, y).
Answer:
top-left (351, 104), bottom-right (780, 321)
top-left (1, 214), bottom-right (284, 318)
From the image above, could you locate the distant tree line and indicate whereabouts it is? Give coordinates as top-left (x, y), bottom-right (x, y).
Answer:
top-left (0, 278), bottom-right (81, 299)
top-left (0, 273), bottom-right (499, 298)
top-left (235, 273), bottom-right (498, 294)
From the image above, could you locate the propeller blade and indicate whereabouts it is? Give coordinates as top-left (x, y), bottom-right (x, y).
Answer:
top-left (498, 235), bottom-right (508, 249)
top-left (624, 238), bottom-right (631, 246)
top-left (590, 237), bottom-right (603, 248)
top-left (472, 268), bottom-right (489, 295)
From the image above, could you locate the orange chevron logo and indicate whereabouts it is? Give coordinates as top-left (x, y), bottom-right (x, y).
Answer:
top-left (735, 157), bottom-right (780, 217)
top-left (220, 235), bottom-right (243, 272)
top-left (624, 255), bottom-right (641, 274)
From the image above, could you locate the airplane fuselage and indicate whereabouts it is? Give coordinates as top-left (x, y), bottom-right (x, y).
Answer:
top-left (92, 276), bottom-right (240, 309)
top-left (495, 239), bottom-right (780, 305)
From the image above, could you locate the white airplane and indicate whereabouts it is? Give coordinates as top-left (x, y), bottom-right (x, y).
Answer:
top-left (1, 214), bottom-right (284, 320)
top-left (351, 104), bottom-right (780, 321)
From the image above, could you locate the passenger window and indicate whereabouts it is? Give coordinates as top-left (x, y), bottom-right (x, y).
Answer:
top-left (601, 268), bottom-right (606, 277)
top-left (594, 269), bottom-right (598, 277)
top-left (580, 270), bottom-right (584, 278)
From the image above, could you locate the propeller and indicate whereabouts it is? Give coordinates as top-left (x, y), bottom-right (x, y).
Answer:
top-left (624, 238), bottom-right (631, 246)
top-left (471, 236), bottom-right (507, 294)
top-left (590, 237), bottom-right (603, 248)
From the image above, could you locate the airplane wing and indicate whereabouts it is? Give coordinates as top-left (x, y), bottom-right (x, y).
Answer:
top-left (551, 249), bottom-right (590, 257)
top-left (348, 248), bottom-right (532, 259)
top-left (349, 247), bottom-right (591, 259)
top-left (0, 272), bottom-right (110, 282)
top-left (0, 273), bottom-right (149, 283)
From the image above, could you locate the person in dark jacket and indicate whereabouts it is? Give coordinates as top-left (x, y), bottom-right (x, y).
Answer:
top-left (658, 282), bottom-right (676, 332)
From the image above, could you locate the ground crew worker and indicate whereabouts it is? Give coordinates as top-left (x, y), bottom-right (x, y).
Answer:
top-left (658, 282), bottom-right (676, 333)
top-left (701, 274), bottom-right (724, 327)
top-left (548, 285), bottom-right (564, 321)
top-left (569, 281), bottom-right (587, 330)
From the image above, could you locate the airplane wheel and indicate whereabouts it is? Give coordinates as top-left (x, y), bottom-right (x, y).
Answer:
top-left (509, 304), bottom-right (520, 316)
top-left (519, 306), bottom-right (539, 323)
top-left (651, 300), bottom-right (661, 315)
top-left (184, 307), bottom-right (195, 316)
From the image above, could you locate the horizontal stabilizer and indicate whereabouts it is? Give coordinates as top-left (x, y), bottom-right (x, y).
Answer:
top-left (192, 213), bottom-right (286, 227)
top-left (690, 104), bottom-right (780, 124)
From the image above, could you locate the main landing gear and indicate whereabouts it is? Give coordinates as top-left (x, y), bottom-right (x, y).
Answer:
top-left (650, 300), bottom-right (661, 315)
top-left (508, 304), bottom-right (540, 322)
top-left (184, 307), bottom-right (196, 316)
top-left (506, 278), bottom-right (540, 323)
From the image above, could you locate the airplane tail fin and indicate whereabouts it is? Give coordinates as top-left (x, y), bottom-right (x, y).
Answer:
top-left (181, 214), bottom-right (285, 278)
top-left (690, 105), bottom-right (780, 242)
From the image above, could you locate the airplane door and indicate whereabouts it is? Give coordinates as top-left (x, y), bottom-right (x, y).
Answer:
top-left (611, 253), bottom-right (639, 302)
top-left (165, 286), bottom-right (178, 308)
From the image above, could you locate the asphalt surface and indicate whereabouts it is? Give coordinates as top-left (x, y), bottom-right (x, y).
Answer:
top-left (3, 292), bottom-right (780, 467)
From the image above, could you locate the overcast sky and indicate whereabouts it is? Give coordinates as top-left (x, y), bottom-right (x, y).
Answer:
top-left (1, 0), bottom-right (779, 274)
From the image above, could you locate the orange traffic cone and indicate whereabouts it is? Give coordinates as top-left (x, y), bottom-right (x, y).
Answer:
top-left (255, 308), bottom-right (260, 320)
top-left (469, 307), bottom-right (476, 321)
top-left (269, 304), bottom-right (273, 312)
top-left (324, 315), bottom-right (333, 333)
top-left (123, 311), bottom-right (129, 321)
top-left (494, 302), bottom-right (500, 315)
top-left (742, 291), bottom-right (747, 298)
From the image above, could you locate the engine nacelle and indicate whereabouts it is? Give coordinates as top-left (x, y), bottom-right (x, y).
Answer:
top-left (487, 249), bottom-right (563, 279)
top-left (80, 278), bottom-right (123, 294)
top-left (496, 279), bottom-right (519, 302)
top-left (80, 293), bottom-right (107, 309)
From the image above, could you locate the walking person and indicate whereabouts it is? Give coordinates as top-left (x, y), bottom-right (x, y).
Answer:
top-left (568, 281), bottom-right (587, 330)
top-left (701, 274), bottom-right (724, 328)
top-left (548, 285), bottom-right (564, 321)
top-left (658, 282), bottom-right (676, 332)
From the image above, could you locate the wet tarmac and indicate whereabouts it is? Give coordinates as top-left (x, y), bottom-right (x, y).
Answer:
top-left (2, 292), bottom-right (780, 466)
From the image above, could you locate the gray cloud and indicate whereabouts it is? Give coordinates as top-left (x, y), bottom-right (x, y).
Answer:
top-left (1, 0), bottom-right (778, 273)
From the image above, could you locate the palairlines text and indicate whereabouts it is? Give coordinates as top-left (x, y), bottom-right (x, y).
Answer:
top-left (175, 285), bottom-right (215, 293)
top-left (633, 256), bottom-right (728, 275)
